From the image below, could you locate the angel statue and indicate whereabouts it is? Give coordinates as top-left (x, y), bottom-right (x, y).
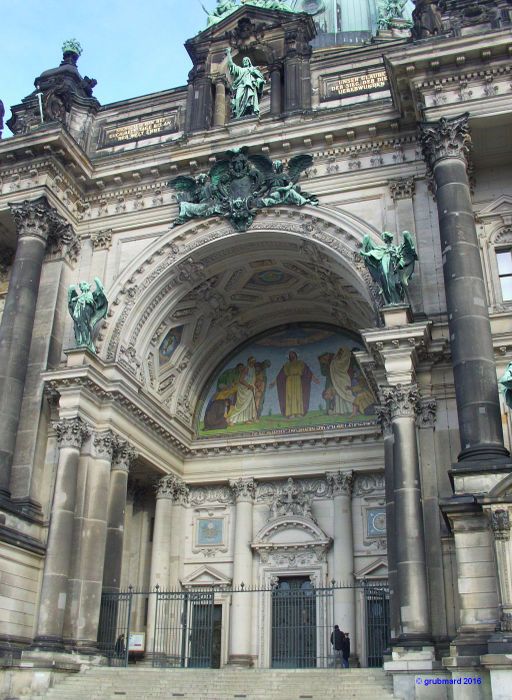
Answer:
top-left (499, 363), bottom-right (512, 410)
top-left (225, 47), bottom-right (265, 119)
top-left (247, 154), bottom-right (318, 207)
top-left (359, 231), bottom-right (417, 305)
top-left (169, 173), bottom-right (218, 225)
top-left (205, 0), bottom-right (239, 27)
top-left (68, 277), bottom-right (108, 354)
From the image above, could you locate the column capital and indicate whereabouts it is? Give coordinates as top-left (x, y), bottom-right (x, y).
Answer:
top-left (418, 113), bottom-right (472, 171)
top-left (9, 196), bottom-right (78, 258)
top-left (490, 508), bottom-right (511, 542)
top-left (92, 430), bottom-right (117, 460)
top-left (388, 177), bottom-right (415, 201)
top-left (380, 383), bottom-right (420, 419)
top-left (326, 470), bottom-right (353, 497)
top-left (375, 404), bottom-right (392, 436)
top-left (416, 397), bottom-right (437, 429)
top-left (112, 439), bottom-right (138, 472)
top-left (155, 474), bottom-right (189, 504)
top-left (53, 416), bottom-right (90, 449)
top-left (229, 477), bottom-right (256, 502)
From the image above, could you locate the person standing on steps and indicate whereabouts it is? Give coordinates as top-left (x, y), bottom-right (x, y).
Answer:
top-left (342, 631), bottom-right (350, 669)
top-left (330, 624), bottom-right (344, 668)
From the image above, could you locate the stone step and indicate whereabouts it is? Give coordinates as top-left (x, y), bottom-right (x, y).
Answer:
top-left (32, 668), bottom-right (395, 700)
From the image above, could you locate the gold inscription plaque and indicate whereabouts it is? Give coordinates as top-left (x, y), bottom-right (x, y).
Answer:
top-left (321, 70), bottom-right (389, 101)
top-left (104, 114), bottom-right (178, 144)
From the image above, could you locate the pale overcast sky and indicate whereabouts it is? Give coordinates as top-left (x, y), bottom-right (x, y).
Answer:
top-left (0, 1), bottom-right (214, 130)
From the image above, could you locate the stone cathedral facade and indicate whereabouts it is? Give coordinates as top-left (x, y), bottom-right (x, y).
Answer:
top-left (1, 1), bottom-right (512, 698)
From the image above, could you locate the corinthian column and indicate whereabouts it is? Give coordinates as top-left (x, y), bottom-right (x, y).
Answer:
top-left (33, 417), bottom-right (90, 649)
top-left (146, 474), bottom-right (189, 652)
top-left (0, 197), bottom-right (74, 498)
top-left (102, 440), bottom-right (138, 593)
top-left (228, 477), bottom-right (256, 666)
top-left (381, 384), bottom-right (430, 643)
top-left (419, 114), bottom-right (509, 468)
top-left (326, 470), bottom-right (356, 653)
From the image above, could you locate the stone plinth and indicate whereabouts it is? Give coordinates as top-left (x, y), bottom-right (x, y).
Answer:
top-left (381, 304), bottom-right (413, 328)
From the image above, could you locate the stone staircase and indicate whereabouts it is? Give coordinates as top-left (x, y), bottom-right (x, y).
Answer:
top-left (30, 667), bottom-right (396, 700)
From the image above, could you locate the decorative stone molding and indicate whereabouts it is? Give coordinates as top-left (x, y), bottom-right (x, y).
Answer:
top-left (375, 404), bottom-right (392, 436)
top-left (417, 397), bottom-right (437, 429)
top-left (353, 473), bottom-right (385, 496)
top-left (268, 478), bottom-right (314, 520)
top-left (380, 383), bottom-right (420, 419)
top-left (229, 477), bottom-right (256, 502)
top-left (155, 474), bottom-right (189, 504)
top-left (325, 470), bottom-right (354, 497)
top-left (9, 196), bottom-right (80, 260)
top-left (112, 439), bottom-right (138, 472)
top-left (91, 229), bottom-right (112, 250)
top-left (54, 416), bottom-right (90, 449)
top-left (189, 485), bottom-right (234, 505)
top-left (491, 508), bottom-right (511, 541)
top-left (418, 112), bottom-right (472, 174)
top-left (92, 430), bottom-right (116, 460)
top-left (388, 177), bottom-right (415, 201)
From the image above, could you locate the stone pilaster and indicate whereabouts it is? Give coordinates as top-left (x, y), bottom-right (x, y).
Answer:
top-left (146, 474), bottom-right (189, 652)
top-left (326, 470), bottom-right (356, 655)
top-left (283, 29), bottom-right (312, 113)
top-left (381, 384), bottom-right (431, 644)
top-left (376, 404), bottom-right (400, 642)
top-left (0, 197), bottom-right (76, 499)
top-left (269, 64), bottom-right (282, 116)
top-left (63, 430), bottom-right (116, 651)
top-left (102, 440), bottom-right (138, 593)
top-left (33, 417), bottom-right (90, 650)
top-left (486, 507), bottom-right (512, 652)
top-left (228, 477), bottom-right (256, 666)
top-left (419, 113), bottom-right (509, 468)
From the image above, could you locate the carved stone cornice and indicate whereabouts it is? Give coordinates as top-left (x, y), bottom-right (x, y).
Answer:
top-left (380, 383), bottom-right (420, 419)
top-left (418, 113), bottom-right (472, 173)
top-left (388, 177), bottom-right (415, 201)
top-left (491, 508), bottom-right (510, 541)
top-left (325, 470), bottom-right (354, 498)
top-left (229, 477), bottom-right (256, 503)
top-left (112, 439), bottom-right (138, 472)
top-left (156, 474), bottom-right (189, 504)
top-left (54, 416), bottom-right (90, 449)
top-left (417, 397), bottom-right (437, 429)
top-left (92, 430), bottom-right (116, 460)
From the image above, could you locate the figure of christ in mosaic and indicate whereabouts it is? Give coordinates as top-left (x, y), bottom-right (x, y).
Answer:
top-left (270, 351), bottom-right (320, 418)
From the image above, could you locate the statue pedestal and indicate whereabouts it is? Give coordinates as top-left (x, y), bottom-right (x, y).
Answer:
top-left (381, 304), bottom-right (413, 328)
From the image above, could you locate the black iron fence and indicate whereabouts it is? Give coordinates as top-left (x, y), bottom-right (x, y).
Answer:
top-left (98, 582), bottom-right (389, 669)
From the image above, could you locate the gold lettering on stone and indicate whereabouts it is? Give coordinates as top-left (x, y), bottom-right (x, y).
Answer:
top-left (105, 115), bottom-right (178, 144)
top-left (321, 70), bottom-right (389, 101)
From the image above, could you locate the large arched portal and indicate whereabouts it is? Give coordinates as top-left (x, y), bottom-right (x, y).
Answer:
top-left (93, 207), bottom-right (389, 668)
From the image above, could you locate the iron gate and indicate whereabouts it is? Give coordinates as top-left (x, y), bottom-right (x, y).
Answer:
top-left (98, 582), bottom-right (389, 668)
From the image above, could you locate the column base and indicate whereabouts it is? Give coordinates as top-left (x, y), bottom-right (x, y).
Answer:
top-left (487, 631), bottom-right (512, 654)
top-left (31, 636), bottom-right (65, 652)
top-left (384, 646), bottom-right (447, 700)
top-left (447, 629), bottom-right (492, 657)
top-left (227, 654), bottom-right (254, 667)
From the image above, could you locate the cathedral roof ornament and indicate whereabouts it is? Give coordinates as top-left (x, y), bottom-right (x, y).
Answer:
top-left (169, 147), bottom-right (318, 232)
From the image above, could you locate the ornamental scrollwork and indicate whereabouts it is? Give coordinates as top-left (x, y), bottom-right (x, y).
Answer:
top-left (417, 397), bottom-right (437, 429)
top-left (54, 416), bottom-right (90, 449)
top-left (268, 477), bottom-right (315, 520)
top-left (380, 383), bottom-right (420, 419)
top-left (156, 474), bottom-right (190, 504)
top-left (112, 439), bottom-right (138, 472)
top-left (418, 113), bottom-right (472, 174)
top-left (490, 508), bottom-right (511, 541)
top-left (229, 477), bottom-right (256, 502)
top-left (325, 471), bottom-right (354, 497)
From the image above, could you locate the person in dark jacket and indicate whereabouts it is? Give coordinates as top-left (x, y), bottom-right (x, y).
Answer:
top-left (341, 632), bottom-right (350, 669)
top-left (330, 624), bottom-right (344, 668)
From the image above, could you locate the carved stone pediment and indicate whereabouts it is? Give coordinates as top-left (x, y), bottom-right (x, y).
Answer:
top-left (252, 514), bottom-right (332, 564)
top-left (181, 564), bottom-right (232, 588)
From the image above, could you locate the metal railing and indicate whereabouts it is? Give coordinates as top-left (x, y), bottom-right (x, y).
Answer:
top-left (98, 582), bottom-right (389, 669)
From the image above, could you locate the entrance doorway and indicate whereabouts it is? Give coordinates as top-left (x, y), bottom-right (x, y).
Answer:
top-left (189, 603), bottom-right (222, 668)
top-left (271, 577), bottom-right (316, 668)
